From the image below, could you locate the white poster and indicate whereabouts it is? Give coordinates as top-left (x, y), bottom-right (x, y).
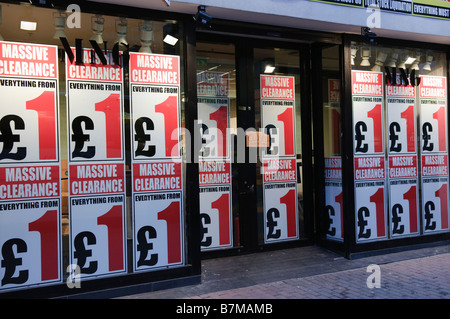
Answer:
top-left (133, 192), bottom-right (183, 270)
top-left (0, 41), bottom-right (61, 292)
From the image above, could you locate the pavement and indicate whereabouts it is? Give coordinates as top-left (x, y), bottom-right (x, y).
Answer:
top-left (117, 242), bottom-right (450, 300)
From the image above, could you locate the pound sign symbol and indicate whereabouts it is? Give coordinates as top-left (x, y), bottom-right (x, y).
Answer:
top-left (71, 116), bottom-right (95, 159)
top-left (355, 121), bottom-right (368, 153)
top-left (137, 226), bottom-right (158, 267)
top-left (0, 115), bottom-right (27, 160)
top-left (134, 117), bottom-right (155, 157)
top-left (1, 238), bottom-right (29, 286)
top-left (266, 208), bottom-right (281, 239)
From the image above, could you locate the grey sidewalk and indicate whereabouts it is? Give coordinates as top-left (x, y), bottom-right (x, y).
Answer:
top-left (118, 243), bottom-right (450, 299)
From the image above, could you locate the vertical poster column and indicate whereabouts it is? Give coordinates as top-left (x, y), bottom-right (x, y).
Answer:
top-left (420, 76), bottom-right (449, 234)
top-left (66, 49), bottom-right (127, 279)
top-left (386, 80), bottom-right (419, 238)
top-left (129, 53), bottom-right (184, 272)
top-left (197, 71), bottom-right (232, 251)
top-left (260, 75), bottom-right (298, 243)
top-left (0, 41), bottom-right (62, 291)
top-left (325, 79), bottom-right (343, 241)
top-left (352, 71), bottom-right (387, 242)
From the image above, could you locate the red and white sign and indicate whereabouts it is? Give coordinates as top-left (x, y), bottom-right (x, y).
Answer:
top-left (388, 179), bottom-right (419, 237)
top-left (422, 154), bottom-right (448, 177)
top-left (352, 71), bottom-right (383, 96)
top-left (261, 76), bottom-right (295, 158)
top-left (262, 158), bottom-right (296, 183)
top-left (0, 42), bottom-right (58, 79)
top-left (354, 156), bottom-right (385, 181)
top-left (199, 161), bottom-right (231, 186)
top-left (328, 79), bottom-right (341, 102)
top-left (198, 98), bottom-right (230, 159)
top-left (0, 165), bottom-right (60, 200)
top-left (69, 163), bottom-right (125, 196)
top-left (67, 85), bottom-right (124, 161)
top-left (388, 155), bottom-right (418, 179)
top-left (260, 75), bottom-right (294, 100)
top-left (422, 178), bottom-right (449, 233)
top-left (133, 192), bottom-right (183, 270)
top-left (129, 53), bottom-right (179, 85)
top-left (420, 76), bottom-right (447, 99)
top-left (420, 100), bottom-right (447, 153)
top-left (200, 186), bottom-right (232, 250)
top-left (133, 161), bottom-right (182, 192)
top-left (325, 157), bottom-right (343, 242)
top-left (264, 183), bottom-right (298, 243)
top-left (324, 157), bottom-right (342, 180)
top-left (130, 52), bottom-right (184, 270)
top-left (131, 85), bottom-right (180, 160)
top-left (387, 98), bottom-right (416, 154)
top-left (325, 181), bottom-right (343, 241)
top-left (69, 195), bottom-right (127, 278)
top-left (197, 71), bottom-right (229, 97)
top-left (66, 49), bottom-right (122, 82)
top-left (0, 41), bottom-right (61, 292)
top-left (353, 96), bottom-right (384, 155)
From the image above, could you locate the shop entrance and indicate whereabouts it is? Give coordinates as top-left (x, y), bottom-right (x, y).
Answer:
top-left (196, 34), bottom-right (314, 255)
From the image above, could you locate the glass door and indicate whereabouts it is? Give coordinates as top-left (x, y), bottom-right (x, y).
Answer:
top-left (253, 46), bottom-right (305, 246)
top-left (196, 36), bottom-right (309, 254)
top-left (196, 40), bottom-right (240, 252)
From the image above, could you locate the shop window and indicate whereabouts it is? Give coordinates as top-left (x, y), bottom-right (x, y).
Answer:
top-left (350, 42), bottom-right (448, 242)
top-left (0, 1), bottom-right (187, 293)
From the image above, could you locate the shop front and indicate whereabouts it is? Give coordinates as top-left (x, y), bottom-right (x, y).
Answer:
top-left (0, 0), bottom-right (448, 298)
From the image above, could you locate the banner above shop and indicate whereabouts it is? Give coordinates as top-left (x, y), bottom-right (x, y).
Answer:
top-left (311, 0), bottom-right (449, 19)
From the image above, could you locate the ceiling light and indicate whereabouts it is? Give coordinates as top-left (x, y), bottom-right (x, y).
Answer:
top-left (360, 47), bottom-right (371, 67)
top-left (90, 15), bottom-right (104, 44)
top-left (404, 57), bottom-right (416, 65)
top-left (115, 18), bottom-right (128, 46)
top-left (411, 51), bottom-right (421, 71)
top-left (351, 43), bottom-right (358, 66)
top-left (163, 34), bottom-right (178, 46)
top-left (423, 53), bottom-right (433, 71)
top-left (371, 50), bottom-right (387, 72)
top-left (0, 5), bottom-right (3, 41)
top-left (53, 11), bottom-right (66, 39)
top-left (396, 53), bottom-right (407, 69)
top-left (20, 21), bottom-right (37, 31)
top-left (139, 20), bottom-right (153, 53)
top-left (386, 49), bottom-right (399, 68)
top-left (264, 65), bottom-right (275, 73)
